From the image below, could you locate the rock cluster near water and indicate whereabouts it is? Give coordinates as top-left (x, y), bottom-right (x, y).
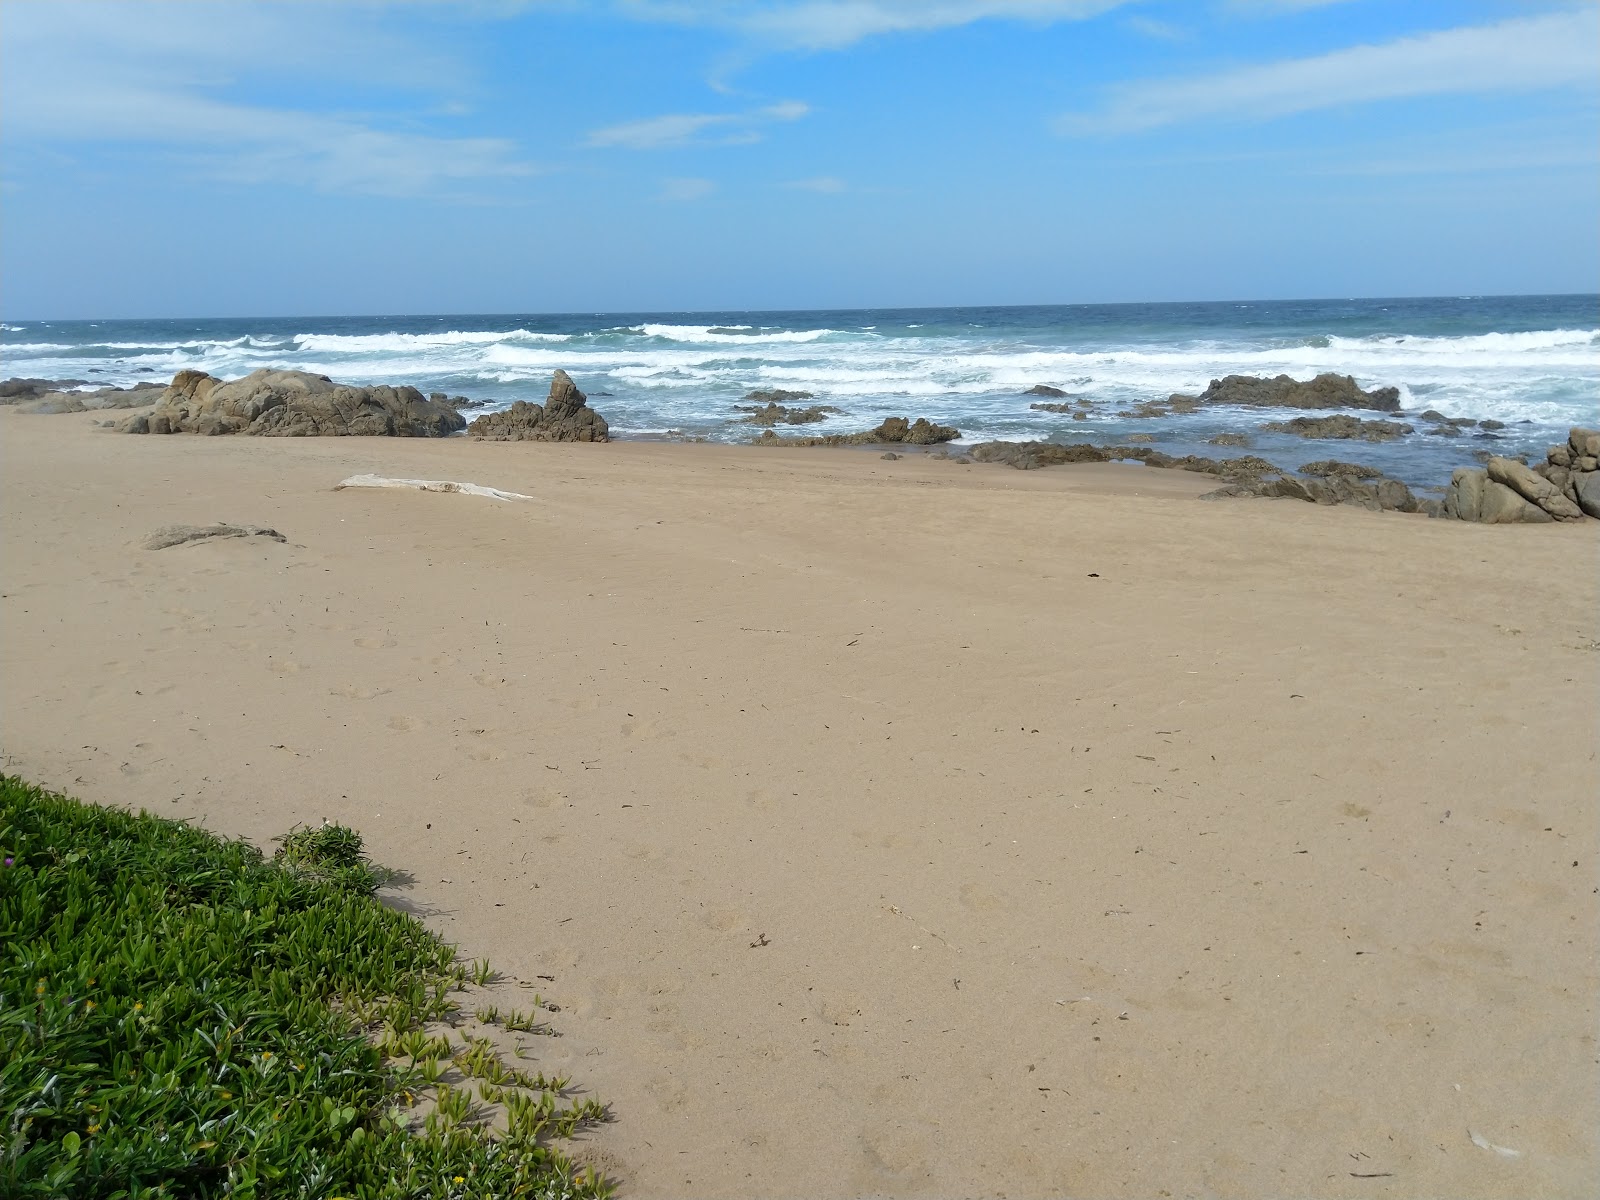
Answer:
top-left (1171, 372), bottom-right (1402, 412)
top-left (2, 379), bottom-right (164, 413)
top-left (465, 371), bottom-right (609, 442)
top-left (754, 416), bottom-right (959, 447)
top-left (1440, 429), bottom-right (1599, 523)
top-left (122, 369), bottom-right (467, 437)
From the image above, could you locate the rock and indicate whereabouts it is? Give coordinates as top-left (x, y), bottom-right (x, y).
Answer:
top-left (1574, 471), bottom-right (1600, 519)
top-left (1261, 415), bottom-right (1414, 441)
top-left (743, 388), bottom-right (814, 403)
top-left (1172, 372), bottom-right (1401, 412)
top-left (1123, 433), bottom-right (1156, 443)
top-left (755, 416), bottom-right (958, 447)
top-left (142, 524), bottom-right (287, 550)
top-left (1375, 479), bottom-right (1419, 513)
top-left (1578, 456), bottom-right (1599, 472)
top-left (466, 371), bottom-right (609, 442)
top-left (734, 401), bottom-right (843, 426)
top-left (1427, 425), bottom-right (1462, 438)
top-left (969, 441), bottom-right (1114, 470)
top-left (0, 377), bottom-right (89, 403)
top-left (1029, 402), bottom-right (1075, 413)
top-left (1547, 444), bottom-right (1573, 468)
top-left (1570, 427), bottom-right (1600, 459)
top-left (880, 452), bottom-right (901, 461)
top-left (117, 413), bottom-right (150, 435)
top-left (134, 369), bottom-right (467, 438)
top-left (1117, 402), bottom-right (1170, 419)
top-left (1206, 433), bottom-right (1252, 447)
top-left (11, 382), bottom-right (163, 414)
top-left (1480, 479), bottom-right (1553, 524)
top-left (1479, 419), bottom-right (1505, 431)
top-left (1071, 411), bottom-right (1089, 420)
top-left (1024, 384), bottom-right (1069, 398)
top-left (1442, 468), bottom-right (1485, 521)
top-left (1300, 459), bottom-right (1384, 479)
top-left (1486, 455), bottom-right (1583, 520)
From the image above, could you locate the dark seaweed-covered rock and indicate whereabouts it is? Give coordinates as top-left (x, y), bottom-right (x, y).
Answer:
top-left (1024, 384), bottom-right (1069, 398)
top-left (1262, 415), bottom-right (1414, 442)
top-left (1300, 460), bottom-right (1384, 479)
top-left (1029, 402), bottom-right (1075, 413)
top-left (743, 388), bottom-right (815, 403)
top-left (734, 401), bottom-right (843, 426)
top-left (1172, 373), bottom-right (1402, 412)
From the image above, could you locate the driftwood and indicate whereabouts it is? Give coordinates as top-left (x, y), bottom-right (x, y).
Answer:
top-left (334, 474), bottom-right (532, 502)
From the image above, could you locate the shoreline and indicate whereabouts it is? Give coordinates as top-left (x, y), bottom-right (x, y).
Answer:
top-left (3, 411), bottom-right (1596, 1197)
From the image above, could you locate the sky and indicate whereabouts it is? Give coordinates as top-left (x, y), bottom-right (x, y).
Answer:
top-left (1, 0), bottom-right (1596, 318)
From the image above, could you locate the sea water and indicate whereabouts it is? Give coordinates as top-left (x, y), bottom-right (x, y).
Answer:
top-left (3, 295), bottom-right (1596, 487)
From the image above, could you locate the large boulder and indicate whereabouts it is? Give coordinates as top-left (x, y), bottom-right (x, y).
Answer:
top-left (1024, 384), bottom-right (1069, 398)
top-left (1, 377), bottom-right (90, 403)
top-left (1172, 373), bottom-right (1401, 412)
top-left (1574, 471), bottom-right (1600, 519)
top-left (466, 370), bottom-right (609, 442)
top-left (1486, 456), bottom-right (1583, 521)
top-left (1262, 415), bottom-right (1414, 441)
top-left (132, 368), bottom-right (466, 437)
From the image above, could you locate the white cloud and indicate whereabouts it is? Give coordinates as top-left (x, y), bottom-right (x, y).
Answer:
top-left (587, 100), bottom-right (809, 149)
top-left (621, 0), bottom-right (1128, 50)
top-left (783, 176), bottom-right (847, 191)
top-left (1061, 9), bottom-right (1600, 134)
top-left (660, 176), bottom-right (717, 200)
top-left (0, 1), bottom-right (536, 197)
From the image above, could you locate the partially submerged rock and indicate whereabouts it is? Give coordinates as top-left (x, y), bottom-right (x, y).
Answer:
top-left (743, 388), bottom-right (814, 403)
top-left (1028, 402), bottom-right (1076, 413)
top-left (142, 524), bottom-right (287, 550)
top-left (1206, 433), bottom-right (1252, 447)
top-left (754, 416), bottom-right (959, 447)
top-left (1262, 415), bottom-right (1414, 441)
top-left (1171, 373), bottom-right (1402, 412)
top-left (734, 401), bottom-right (843, 426)
top-left (130, 369), bottom-right (466, 437)
top-left (1024, 384), bottom-right (1069, 398)
top-left (466, 370), bottom-right (609, 442)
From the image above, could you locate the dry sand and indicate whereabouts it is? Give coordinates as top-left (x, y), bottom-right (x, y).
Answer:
top-left (3, 411), bottom-right (1597, 1198)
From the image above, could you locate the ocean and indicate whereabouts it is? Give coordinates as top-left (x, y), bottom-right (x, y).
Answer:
top-left (4, 294), bottom-right (1596, 487)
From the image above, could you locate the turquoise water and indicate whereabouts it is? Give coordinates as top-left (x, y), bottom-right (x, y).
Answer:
top-left (4, 295), bottom-right (1596, 486)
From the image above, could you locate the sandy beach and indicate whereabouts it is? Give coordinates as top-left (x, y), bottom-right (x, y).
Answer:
top-left (2, 411), bottom-right (1596, 1198)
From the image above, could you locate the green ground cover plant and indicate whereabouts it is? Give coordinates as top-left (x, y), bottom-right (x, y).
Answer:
top-left (0, 776), bottom-right (610, 1199)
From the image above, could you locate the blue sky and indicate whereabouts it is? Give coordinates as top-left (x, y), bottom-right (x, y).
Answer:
top-left (1, 0), bottom-right (1596, 318)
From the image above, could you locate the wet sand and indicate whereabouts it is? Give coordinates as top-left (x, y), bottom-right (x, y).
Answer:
top-left (3, 411), bottom-right (1596, 1198)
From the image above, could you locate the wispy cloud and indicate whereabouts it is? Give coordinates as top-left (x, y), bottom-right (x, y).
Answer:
top-left (588, 101), bottom-right (810, 149)
top-left (1060, 9), bottom-right (1600, 134)
top-left (0, 1), bottom-right (536, 197)
top-left (660, 176), bottom-right (717, 200)
top-left (622, 0), bottom-right (1129, 50)
top-left (783, 176), bottom-right (847, 192)
top-left (1124, 15), bottom-right (1186, 41)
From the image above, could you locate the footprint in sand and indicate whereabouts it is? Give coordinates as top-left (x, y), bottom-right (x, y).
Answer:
top-left (699, 907), bottom-right (745, 932)
top-left (958, 882), bottom-right (1009, 913)
top-left (473, 673), bottom-right (511, 689)
top-left (388, 715), bottom-right (424, 732)
top-left (520, 786), bottom-right (562, 809)
top-left (459, 745), bottom-right (505, 763)
top-left (330, 683), bottom-right (390, 700)
top-left (744, 788), bottom-right (778, 812)
top-left (268, 659), bottom-right (306, 675)
top-left (429, 653), bottom-right (457, 669)
top-left (354, 635), bottom-right (397, 650)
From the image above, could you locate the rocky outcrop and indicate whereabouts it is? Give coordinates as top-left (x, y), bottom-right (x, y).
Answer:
top-left (128, 369), bottom-right (466, 437)
top-left (1024, 384), bottom-right (1069, 398)
top-left (465, 370), bottom-right (609, 442)
top-left (968, 441), bottom-right (1277, 481)
top-left (1262, 415), bottom-right (1414, 441)
top-left (1171, 373), bottom-right (1402, 412)
top-left (1300, 459), bottom-right (1383, 479)
top-left (1, 377), bottom-right (90, 403)
top-left (1029, 402), bottom-right (1075, 413)
top-left (1441, 429), bottom-right (1598, 523)
top-left (734, 401), bottom-right (843, 426)
top-left (754, 416), bottom-right (959, 447)
top-left (8, 382), bottom-right (163, 413)
top-left (1204, 473), bottom-right (1422, 514)
top-left (1206, 432), bottom-right (1252, 447)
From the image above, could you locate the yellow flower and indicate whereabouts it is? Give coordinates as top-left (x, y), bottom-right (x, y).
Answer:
top-left (87, 1124), bottom-right (101, 1135)
top-left (84, 1001), bottom-right (96, 1011)
top-left (453, 1177), bottom-right (465, 1184)
top-left (133, 1002), bottom-right (144, 1011)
